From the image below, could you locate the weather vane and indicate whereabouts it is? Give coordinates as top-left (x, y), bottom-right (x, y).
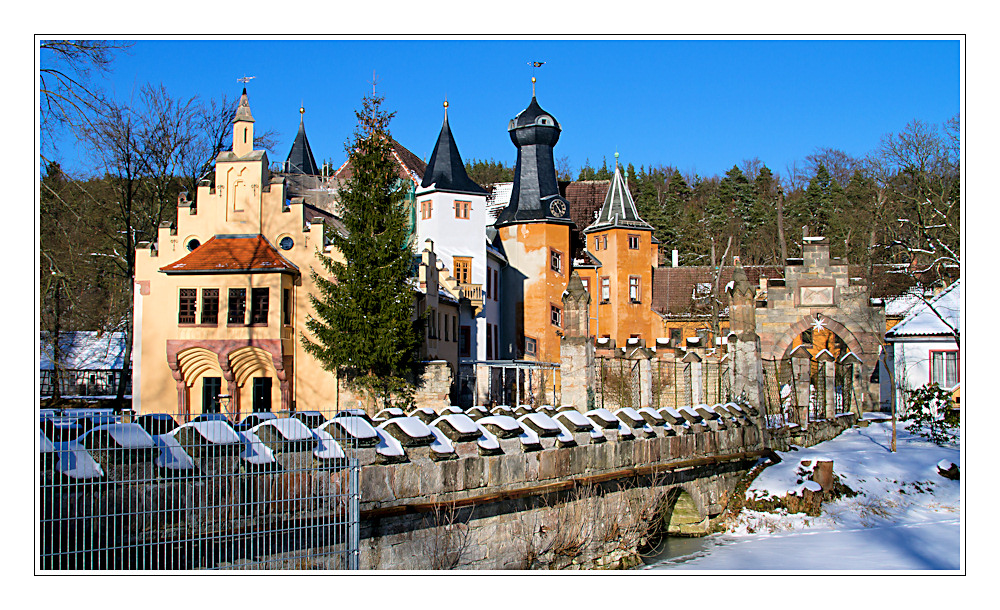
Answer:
top-left (237, 76), bottom-right (256, 89)
top-left (528, 61), bottom-right (545, 96)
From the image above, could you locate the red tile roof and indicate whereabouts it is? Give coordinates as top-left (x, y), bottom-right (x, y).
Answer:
top-left (334, 137), bottom-right (427, 184)
top-left (160, 235), bottom-right (299, 275)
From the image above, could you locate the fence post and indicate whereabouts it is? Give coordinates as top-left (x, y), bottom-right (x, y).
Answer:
top-left (348, 457), bottom-right (360, 570)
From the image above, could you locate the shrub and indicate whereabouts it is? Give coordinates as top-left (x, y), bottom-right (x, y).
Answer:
top-left (904, 383), bottom-right (959, 445)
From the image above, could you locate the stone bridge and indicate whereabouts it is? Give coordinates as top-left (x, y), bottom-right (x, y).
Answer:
top-left (352, 402), bottom-right (854, 570)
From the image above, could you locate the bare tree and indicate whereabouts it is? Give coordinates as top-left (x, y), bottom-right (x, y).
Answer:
top-left (805, 147), bottom-right (859, 189)
top-left (868, 117), bottom-right (960, 346)
top-left (79, 85), bottom-right (211, 406)
top-left (709, 235), bottom-right (733, 343)
top-left (39, 40), bottom-right (131, 160)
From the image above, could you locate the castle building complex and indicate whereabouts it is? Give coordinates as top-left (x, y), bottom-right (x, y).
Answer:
top-left (133, 82), bottom-right (903, 416)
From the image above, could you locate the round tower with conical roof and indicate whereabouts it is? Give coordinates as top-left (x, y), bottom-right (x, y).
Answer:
top-left (495, 87), bottom-right (574, 369)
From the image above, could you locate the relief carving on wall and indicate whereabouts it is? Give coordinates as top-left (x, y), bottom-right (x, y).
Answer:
top-left (799, 286), bottom-right (833, 307)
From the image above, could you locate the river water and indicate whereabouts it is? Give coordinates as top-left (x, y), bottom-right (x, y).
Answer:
top-left (638, 534), bottom-right (726, 569)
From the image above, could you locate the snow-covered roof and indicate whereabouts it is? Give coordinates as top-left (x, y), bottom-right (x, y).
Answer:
top-left (40, 331), bottom-right (129, 370)
top-left (883, 288), bottom-right (925, 317)
top-left (886, 280), bottom-right (961, 339)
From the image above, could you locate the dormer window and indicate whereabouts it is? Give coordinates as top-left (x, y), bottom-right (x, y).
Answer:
top-left (536, 115), bottom-right (553, 126)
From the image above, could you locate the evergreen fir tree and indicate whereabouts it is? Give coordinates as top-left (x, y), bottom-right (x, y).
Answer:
top-left (302, 93), bottom-right (422, 410)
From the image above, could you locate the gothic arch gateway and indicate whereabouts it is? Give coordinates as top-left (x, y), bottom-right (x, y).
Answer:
top-left (754, 237), bottom-right (885, 410)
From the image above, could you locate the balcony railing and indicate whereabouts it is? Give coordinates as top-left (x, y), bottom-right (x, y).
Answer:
top-left (460, 283), bottom-right (484, 315)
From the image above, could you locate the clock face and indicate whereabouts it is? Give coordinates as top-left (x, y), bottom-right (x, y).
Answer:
top-left (549, 200), bottom-right (566, 217)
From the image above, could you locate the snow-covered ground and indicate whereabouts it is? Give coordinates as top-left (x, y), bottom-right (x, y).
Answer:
top-left (646, 416), bottom-right (962, 572)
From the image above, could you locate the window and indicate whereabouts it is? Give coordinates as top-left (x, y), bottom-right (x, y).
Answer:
top-left (420, 200), bottom-right (432, 220)
top-left (550, 249), bottom-right (562, 274)
top-left (594, 236), bottom-right (600, 251)
top-left (186, 238), bottom-right (201, 251)
top-left (602, 236), bottom-right (608, 250)
top-left (282, 288), bottom-right (291, 325)
top-left (629, 276), bottom-right (641, 303)
top-left (800, 329), bottom-right (813, 345)
top-left (460, 325), bottom-right (471, 357)
top-left (201, 289), bottom-right (219, 325)
top-left (250, 288), bottom-right (269, 325)
top-left (493, 324), bottom-right (499, 359)
top-left (228, 288), bottom-right (246, 324)
top-left (628, 234), bottom-right (640, 250)
top-left (443, 313), bottom-right (449, 341)
top-left (179, 289), bottom-right (197, 324)
top-left (931, 351), bottom-right (959, 388)
top-left (551, 304), bottom-right (562, 327)
top-left (486, 266), bottom-right (492, 299)
top-left (670, 328), bottom-right (682, 346)
top-left (453, 317), bottom-right (458, 344)
top-left (493, 269), bottom-right (499, 301)
top-left (600, 277), bottom-right (610, 302)
top-left (486, 324), bottom-right (493, 359)
top-left (581, 277), bottom-right (590, 294)
top-left (525, 336), bottom-right (537, 357)
top-left (279, 236), bottom-right (294, 250)
top-left (454, 257), bottom-right (472, 284)
top-left (454, 200), bottom-right (471, 219)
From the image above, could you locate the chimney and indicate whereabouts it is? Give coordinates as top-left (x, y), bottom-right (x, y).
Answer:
top-left (672, 249), bottom-right (679, 267)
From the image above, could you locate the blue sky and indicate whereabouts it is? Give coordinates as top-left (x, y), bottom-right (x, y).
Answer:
top-left (44, 38), bottom-right (961, 182)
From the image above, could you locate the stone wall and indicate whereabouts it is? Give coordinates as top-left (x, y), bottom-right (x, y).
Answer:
top-left (357, 422), bottom-right (765, 569)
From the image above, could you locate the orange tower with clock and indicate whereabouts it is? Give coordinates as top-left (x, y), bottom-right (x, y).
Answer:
top-left (494, 84), bottom-right (574, 365)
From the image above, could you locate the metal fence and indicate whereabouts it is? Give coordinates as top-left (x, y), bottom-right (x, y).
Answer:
top-left (40, 369), bottom-right (131, 398)
top-left (594, 357), bottom-right (733, 412)
top-left (39, 408), bottom-right (359, 570)
top-left (761, 357), bottom-right (860, 428)
top-left (465, 361), bottom-right (561, 408)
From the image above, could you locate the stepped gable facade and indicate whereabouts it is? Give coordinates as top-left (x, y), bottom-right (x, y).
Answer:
top-left (134, 88), bottom-right (341, 418)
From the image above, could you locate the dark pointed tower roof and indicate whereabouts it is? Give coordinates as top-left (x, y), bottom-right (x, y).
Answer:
top-left (495, 94), bottom-right (572, 227)
top-left (584, 158), bottom-right (652, 233)
top-left (420, 102), bottom-right (486, 195)
top-left (285, 106), bottom-right (319, 175)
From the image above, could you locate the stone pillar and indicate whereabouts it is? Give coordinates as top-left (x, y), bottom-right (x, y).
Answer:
top-left (817, 350), bottom-right (836, 419)
top-left (790, 345), bottom-right (812, 428)
top-left (560, 271), bottom-right (595, 411)
top-left (726, 264), bottom-right (764, 410)
top-left (840, 352), bottom-right (864, 417)
top-left (634, 349), bottom-right (653, 409)
top-left (682, 350), bottom-right (702, 406)
top-left (475, 363), bottom-right (491, 407)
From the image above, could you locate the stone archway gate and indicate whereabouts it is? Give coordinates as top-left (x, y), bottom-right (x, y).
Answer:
top-left (754, 237), bottom-right (885, 411)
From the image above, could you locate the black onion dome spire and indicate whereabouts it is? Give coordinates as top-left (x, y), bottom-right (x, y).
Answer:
top-left (285, 106), bottom-right (320, 175)
top-left (421, 103), bottom-right (487, 195)
top-left (495, 95), bottom-right (572, 227)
